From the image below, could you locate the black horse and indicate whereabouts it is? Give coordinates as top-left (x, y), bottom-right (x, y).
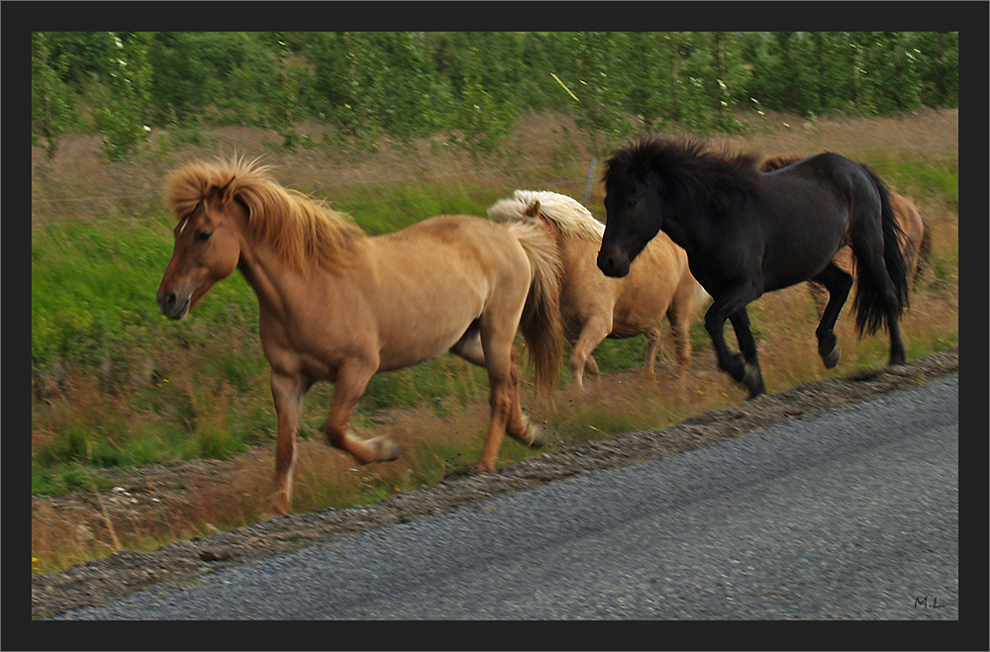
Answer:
top-left (597, 137), bottom-right (909, 399)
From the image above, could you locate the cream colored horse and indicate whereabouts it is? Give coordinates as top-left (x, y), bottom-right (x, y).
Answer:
top-left (761, 154), bottom-right (931, 315)
top-left (156, 158), bottom-right (563, 515)
top-left (489, 190), bottom-right (699, 389)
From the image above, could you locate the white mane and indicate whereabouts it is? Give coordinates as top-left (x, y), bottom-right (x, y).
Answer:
top-left (488, 189), bottom-right (605, 242)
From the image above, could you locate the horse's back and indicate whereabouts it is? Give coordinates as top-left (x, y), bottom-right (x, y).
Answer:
top-left (378, 214), bottom-right (507, 247)
top-left (765, 152), bottom-right (878, 202)
top-left (371, 214), bottom-right (533, 289)
top-left (755, 154), bottom-right (870, 290)
top-left (363, 215), bottom-right (531, 367)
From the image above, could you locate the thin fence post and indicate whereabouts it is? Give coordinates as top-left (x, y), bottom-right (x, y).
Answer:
top-left (582, 156), bottom-right (597, 207)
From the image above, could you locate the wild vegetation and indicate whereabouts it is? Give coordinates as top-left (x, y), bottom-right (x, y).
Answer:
top-left (31, 31), bottom-right (958, 573)
top-left (32, 31), bottom-right (958, 160)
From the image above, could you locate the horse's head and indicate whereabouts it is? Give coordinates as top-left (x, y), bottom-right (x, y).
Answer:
top-left (156, 178), bottom-right (245, 320)
top-left (597, 172), bottom-right (665, 278)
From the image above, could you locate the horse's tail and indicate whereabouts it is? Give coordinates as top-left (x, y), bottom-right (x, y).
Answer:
top-left (852, 167), bottom-right (910, 336)
top-left (506, 221), bottom-right (564, 397)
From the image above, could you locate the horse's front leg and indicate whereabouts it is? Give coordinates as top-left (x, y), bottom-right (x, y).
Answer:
top-left (705, 281), bottom-right (763, 398)
top-left (323, 358), bottom-right (400, 466)
top-left (728, 309), bottom-right (765, 398)
top-left (270, 370), bottom-right (309, 516)
top-left (569, 317), bottom-right (610, 390)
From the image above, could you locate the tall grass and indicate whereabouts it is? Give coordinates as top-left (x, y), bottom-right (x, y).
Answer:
top-left (31, 113), bottom-right (958, 573)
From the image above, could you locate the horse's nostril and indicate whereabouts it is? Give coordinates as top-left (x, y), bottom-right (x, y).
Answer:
top-left (597, 252), bottom-right (614, 275)
top-left (159, 291), bottom-right (177, 310)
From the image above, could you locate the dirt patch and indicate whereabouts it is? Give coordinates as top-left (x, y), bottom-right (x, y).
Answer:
top-left (32, 347), bottom-right (958, 620)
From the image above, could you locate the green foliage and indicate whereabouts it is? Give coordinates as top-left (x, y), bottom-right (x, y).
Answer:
top-left (31, 218), bottom-right (172, 369)
top-left (860, 156), bottom-right (958, 209)
top-left (149, 32), bottom-right (275, 126)
top-left (31, 33), bottom-right (78, 158)
top-left (31, 31), bottom-right (958, 157)
top-left (89, 33), bottom-right (155, 160)
top-left (32, 462), bottom-right (115, 495)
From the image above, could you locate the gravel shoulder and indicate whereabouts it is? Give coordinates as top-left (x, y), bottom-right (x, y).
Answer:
top-left (31, 348), bottom-right (959, 620)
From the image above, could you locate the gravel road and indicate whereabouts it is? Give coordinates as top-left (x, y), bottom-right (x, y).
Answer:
top-left (42, 354), bottom-right (958, 622)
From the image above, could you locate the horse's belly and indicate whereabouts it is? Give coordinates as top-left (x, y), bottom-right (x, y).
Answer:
top-left (376, 320), bottom-right (475, 371)
top-left (763, 231), bottom-right (845, 291)
top-left (373, 279), bottom-right (490, 371)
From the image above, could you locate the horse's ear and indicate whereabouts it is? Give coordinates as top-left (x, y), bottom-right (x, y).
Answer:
top-left (524, 200), bottom-right (541, 219)
top-left (211, 177), bottom-right (238, 206)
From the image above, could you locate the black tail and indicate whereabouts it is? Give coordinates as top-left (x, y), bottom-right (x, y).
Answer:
top-left (852, 167), bottom-right (910, 336)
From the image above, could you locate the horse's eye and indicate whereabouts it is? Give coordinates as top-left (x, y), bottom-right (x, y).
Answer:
top-left (196, 231), bottom-right (212, 242)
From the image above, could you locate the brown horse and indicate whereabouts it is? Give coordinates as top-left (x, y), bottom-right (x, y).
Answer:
top-left (488, 190), bottom-right (698, 389)
top-left (156, 158), bottom-right (564, 515)
top-left (761, 154), bottom-right (932, 315)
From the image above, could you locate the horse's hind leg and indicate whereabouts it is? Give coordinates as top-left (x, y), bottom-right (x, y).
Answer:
top-left (450, 320), bottom-right (486, 366)
top-left (848, 225), bottom-right (908, 368)
top-left (643, 329), bottom-right (662, 376)
top-left (477, 321), bottom-right (542, 473)
top-left (666, 276), bottom-right (696, 375)
top-left (812, 262), bottom-right (853, 368)
top-left (807, 280), bottom-right (829, 319)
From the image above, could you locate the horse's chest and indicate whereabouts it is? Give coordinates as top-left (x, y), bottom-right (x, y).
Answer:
top-left (258, 309), bottom-right (357, 382)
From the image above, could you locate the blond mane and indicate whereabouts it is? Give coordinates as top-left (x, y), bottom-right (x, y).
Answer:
top-left (165, 157), bottom-right (365, 273)
top-left (488, 190), bottom-right (605, 242)
top-left (760, 153), bottom-right (804, 172)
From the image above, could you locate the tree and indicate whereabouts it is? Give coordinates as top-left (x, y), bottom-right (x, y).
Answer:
top-left (262, 32), bottom-right (310, 148)
top-left (568, 32), bottom-right (633, 155)
top-left (912, 32), bottom-right (958, 108)
top-left (93, 32), bottom-right (154, 160)
top-left (32, 33), bottom-right (75, 159)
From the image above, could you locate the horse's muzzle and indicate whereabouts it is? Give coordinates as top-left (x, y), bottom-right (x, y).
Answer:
top-left (157, 290), bottom-right (190, 320)
top-left (597, 249), bottom-right (630, 278)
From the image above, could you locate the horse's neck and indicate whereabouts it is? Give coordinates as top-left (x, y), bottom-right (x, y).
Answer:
top-left (235, 234), bottom-right (351, 320)
top-left (236, 241), bottom-right (295, 317)
top-left (657, 193), bottom-right (714, 254)
top-left (557, 229), bottom-right (599, 263)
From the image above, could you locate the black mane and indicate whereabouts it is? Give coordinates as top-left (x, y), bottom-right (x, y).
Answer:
top-left (603, 137), bottom-right (761, 217)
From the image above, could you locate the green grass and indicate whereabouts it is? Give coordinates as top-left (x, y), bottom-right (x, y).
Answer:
top-left (861, 155), bottom-right (958, 209)
top-left (31, 142), bottom-right (958, 503)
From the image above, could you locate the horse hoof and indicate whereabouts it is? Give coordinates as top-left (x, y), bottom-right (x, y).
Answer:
top-left (526, 424), bottom-right (546, 448)
top-left (823, 347), bottom-right (841, 369)
top-left (740, 364), bottom-right (766, 399)
top-left (741, 364), bottom-right (761, 389)
top-left (371, 436), bottom-right (401, 462)
top-left (885, 363), bottom-right (910, 377)
top-left (270, 492), bottom-right (291, 517)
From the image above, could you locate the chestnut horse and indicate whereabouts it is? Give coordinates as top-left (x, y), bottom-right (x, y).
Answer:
top-left (156, 158), bottom-right (563, 515)
top-left (761, 154), bottom-right (931, 315)
top-left (488, 190), bottom-right (698, 389)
